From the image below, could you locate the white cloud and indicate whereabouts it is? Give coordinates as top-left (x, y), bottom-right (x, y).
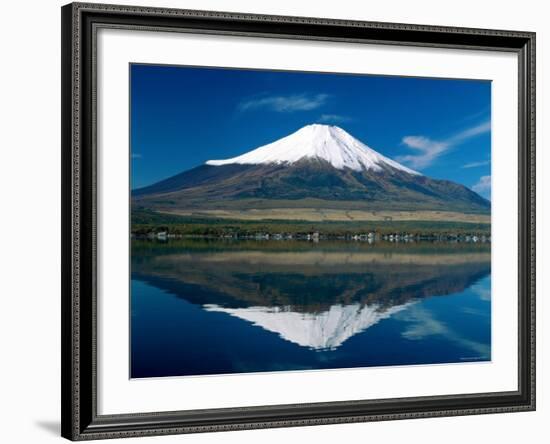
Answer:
top-left (470, 281), bottom-right (491, 301)
top-left (238, 93), bottom-right (329, 113)
top-left (318, 114), bottom-right (353, 124)
top-left (396, 136), bottom-right (449, 169)
top-left (397, 306), bottom-right (490, 358)
top-left (462, 160), bottom-right (490, 169)
top-left (131, 153), bottom-right (142, 159)
top-left (472, 175), bottom-right (491, 197)
top-left (397, 120), bottom-right (491, 170)
top-left (447, 121), bottom-right (491, 144)
top-left (457, 107), bottom-right (491, 124)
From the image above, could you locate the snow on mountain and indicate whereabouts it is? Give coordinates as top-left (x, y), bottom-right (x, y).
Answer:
top-left (206, 124), bottom-right (420, 175)
top-left (203, 301), bottom-right (415, 350)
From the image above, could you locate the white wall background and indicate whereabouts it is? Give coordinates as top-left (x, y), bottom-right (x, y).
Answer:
top-left (0, 0), bottom-right (546, 443)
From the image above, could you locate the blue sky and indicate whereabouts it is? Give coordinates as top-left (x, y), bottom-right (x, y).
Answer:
top-left (131, 64), bottom-right (491, 198)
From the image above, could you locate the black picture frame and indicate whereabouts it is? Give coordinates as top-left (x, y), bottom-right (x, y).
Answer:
top-left (61, 2), bottom-right (536, 440)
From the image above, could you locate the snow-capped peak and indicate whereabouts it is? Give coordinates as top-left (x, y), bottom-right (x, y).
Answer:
top-left (203, 302), bottom-right (414, 350)
top-left (206, 124), bottom-right (420, 175)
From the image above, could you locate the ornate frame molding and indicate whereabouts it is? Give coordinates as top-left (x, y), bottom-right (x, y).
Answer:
top-left (61, 3), bottom-right (535, 440)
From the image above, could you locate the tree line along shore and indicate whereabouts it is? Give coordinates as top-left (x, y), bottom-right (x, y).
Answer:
top-left (131, 209), bottom-right (490, 242)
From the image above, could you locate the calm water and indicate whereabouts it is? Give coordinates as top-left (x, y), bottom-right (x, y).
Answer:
top-left (131, 239), bottom-right (491, 378)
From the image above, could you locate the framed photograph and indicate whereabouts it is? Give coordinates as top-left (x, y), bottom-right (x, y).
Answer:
top-left (61, 2), bottom-right (535, 440)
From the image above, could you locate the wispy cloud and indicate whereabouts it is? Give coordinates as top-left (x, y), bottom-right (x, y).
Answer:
top-left (397, 306), bottom-right (490, 358)
top-left (472, 175), bottom-right (491, 198)
top-left (462, 160), bottom-right (490, 169)
top-left (396, 136), bottom-right (449, 170)
top-left (318, 114), bottom-right (353, 124)
top-left (447, 121), bottom-right (491, 145)
top-left (131, 153), bottom-right (142, 159)
top-left (470, 281), bottom-right (491, 301)
top-left (238, 93), bottom-right (329, 113)
top-left (457, 106), bottom-right (491, 124)
top-left (397, 120), bottom-right (491, 170)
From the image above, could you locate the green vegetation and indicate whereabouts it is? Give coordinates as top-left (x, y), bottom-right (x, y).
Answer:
top-left (132, 208), bottom-right (491, 238)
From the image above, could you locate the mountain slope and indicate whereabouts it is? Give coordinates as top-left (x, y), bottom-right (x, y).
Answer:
top-left (133, 124), bottom-right (490, 214)
top-left (206, 124), bottom-right (420, 174)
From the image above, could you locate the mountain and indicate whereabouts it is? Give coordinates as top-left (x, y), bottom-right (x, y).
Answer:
top-left (203, 302), bottom-right (413, 351)
top-left (133, 124), bottom-right (490, 214)
top-left (205, 124), bottom-right (419, 174)
top-left (131, 241), bottom-right (491, 350)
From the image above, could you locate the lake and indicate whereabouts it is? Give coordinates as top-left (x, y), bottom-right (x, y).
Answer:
top-left (131, 239), bottom-right (491, 378)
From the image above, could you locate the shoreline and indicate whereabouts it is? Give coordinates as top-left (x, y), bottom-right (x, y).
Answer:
top-left (132, 232), bottom-right (491, 244)
top-left (131, 209), bottom-right (491, 241)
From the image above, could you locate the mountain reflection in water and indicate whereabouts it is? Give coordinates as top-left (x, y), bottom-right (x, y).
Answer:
top-left (131, 240), bottom-right (491, 378)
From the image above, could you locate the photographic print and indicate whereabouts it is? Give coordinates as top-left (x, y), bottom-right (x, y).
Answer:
top-left (130, 64), bottom-right (492, 379)
top-left (62, 6), bottom-right (536, 438)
